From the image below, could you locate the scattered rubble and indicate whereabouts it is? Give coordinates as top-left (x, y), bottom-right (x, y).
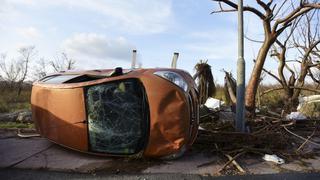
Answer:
top-left (16, 111), bottom-right (32, 123)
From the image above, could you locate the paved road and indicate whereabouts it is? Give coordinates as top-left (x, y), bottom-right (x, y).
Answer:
top-left (1, 169), bottom-right (320, 180)
top-left (1, 130), bottom-right (320, 178)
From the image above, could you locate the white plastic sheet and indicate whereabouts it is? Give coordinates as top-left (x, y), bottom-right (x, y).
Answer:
top-left (286, 112), bottom-right (307, 120)
top-left (204, 97), bottom-right (224, 110)
top-left (262, 154), bottom-right (285, 164)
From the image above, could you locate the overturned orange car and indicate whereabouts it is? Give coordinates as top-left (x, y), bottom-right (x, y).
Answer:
top-left (31, 68), bottom-right (199, 158)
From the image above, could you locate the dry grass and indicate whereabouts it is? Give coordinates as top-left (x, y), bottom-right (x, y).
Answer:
top-left (211, 83), bottom-right (319, 118)
top-left (258, 84), bottom-right (285, 110)
top-left (214, 84), bottom-right (298, 108)
top-left (258, 83), bottom-right (319, 112)
top-left (213, 85), bottom-right (227, 103)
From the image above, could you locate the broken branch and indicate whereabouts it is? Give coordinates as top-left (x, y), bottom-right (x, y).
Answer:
top-left (218, 150), bottom-right (246, 173)
top-left (296, 128), bottom-right (317, 152)
top-left (283, 126), bottom-right (320, 147)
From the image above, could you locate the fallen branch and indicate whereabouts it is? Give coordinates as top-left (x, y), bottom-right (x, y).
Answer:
top-left (296, 128), bottom-right (317, 152)
top-left (256, 114), bottom-right (282, 120)
top-left (225, 154), bottom-right (246, 173)
top-left (267, 110), bottom-right (282, 117)
top-left (218, 150), bottom-right (246, 173)
top-left (283, 126), bottom-right (320, 147)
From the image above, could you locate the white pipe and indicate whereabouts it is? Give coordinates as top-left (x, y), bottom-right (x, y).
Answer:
top-left (171, 52), bottom-right (179, 69)
top-left (131, 49), bottom-right (137, 69)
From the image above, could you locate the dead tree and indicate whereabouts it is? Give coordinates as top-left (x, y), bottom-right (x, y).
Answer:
top-left (224, 71), bottom-right (237, 106)
top-left (263, 11), bottom-right (320, 113)
top-left (291, 11), bottom-right (320, 107)
top-left (49, 52), bottom-right (76, 72)
top-left (33, 58), bottom-right (48, 80)
top-left (0, 46), bottom-right (36, 95)
top-left (0, 54), bottom-right (21, 89)
top-left (212, 0), bottom-right (320, 115)
top-left (194, 60), bottom-right (216, 104)
top-left (17, 46), bottom-right (36, 95)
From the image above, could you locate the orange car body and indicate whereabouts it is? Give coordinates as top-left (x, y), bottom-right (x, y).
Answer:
top-left (31, 68), bottom-right (199, 158)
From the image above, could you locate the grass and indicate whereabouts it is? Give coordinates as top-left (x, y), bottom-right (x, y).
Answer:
top-left (0, 87), bottom-right (31, 113)
top-left (0, 122), bottom-right (34, 129)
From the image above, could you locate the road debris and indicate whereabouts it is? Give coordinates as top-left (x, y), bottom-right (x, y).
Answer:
top-left (194, 99), bottom-right (320, 175)
top-left (286, 112), bottom-right (307, 120)
top-left (17, 129), bottom-right (40, 138)
top-left (204, 97), bottom-right (224, 110)
top-left (262, 154), bottom-right (285, 164)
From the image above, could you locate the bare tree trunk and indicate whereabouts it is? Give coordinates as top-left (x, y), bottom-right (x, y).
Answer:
top-left (245, 39), bottom-right (274, 114)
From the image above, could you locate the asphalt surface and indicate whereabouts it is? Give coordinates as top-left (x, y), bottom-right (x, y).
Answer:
top-left (2, 129), bottom-right (320, 179)
top-left (1, 169), bottom-right (320, 180)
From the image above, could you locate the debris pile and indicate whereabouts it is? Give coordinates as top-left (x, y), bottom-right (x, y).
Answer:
top-left (194, 104), bottom-right (320, 174)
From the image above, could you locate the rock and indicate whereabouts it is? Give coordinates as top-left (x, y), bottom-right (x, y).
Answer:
top-left (0, 110), bottom-right (32, 123)
top-left (16, 111), bottom-right (32, 123)
top-left (0, 111), bottom-right (20, 122)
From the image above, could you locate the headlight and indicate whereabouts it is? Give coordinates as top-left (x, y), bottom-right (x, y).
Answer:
top-left (154, 71), bottom-right (188, 92)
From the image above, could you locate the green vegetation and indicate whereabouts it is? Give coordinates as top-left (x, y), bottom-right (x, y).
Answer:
top-left (0, 122), bottom-right (34, 129)
top-left (0, 86), bottom-right (31, 113)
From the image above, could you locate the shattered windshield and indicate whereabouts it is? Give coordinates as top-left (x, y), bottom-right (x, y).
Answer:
top-left (85, 79), bottom-right (148, 154)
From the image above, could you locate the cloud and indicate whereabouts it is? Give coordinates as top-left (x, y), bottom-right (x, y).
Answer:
top-left (62, 33), bottom-right (135, 63)
top-left (0, 1), bottom-right (9, 13)
top-left (7, 0), bottom-right (173, 34)
top-left (16, 26), bottom-right (41, 39)
top-left (185, 29), bottom-right (238, 61)
top-left (85, 0), bottom-right (173, 34)
top-left (0, 0), bottom-right (21, 25)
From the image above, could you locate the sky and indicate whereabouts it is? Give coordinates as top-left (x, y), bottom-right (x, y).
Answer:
top-left (0, 0), bottom-right (281, 84)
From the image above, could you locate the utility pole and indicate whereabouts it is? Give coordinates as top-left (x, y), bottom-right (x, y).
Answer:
top-left (171, 52), bottom-right (179, 69)
top-left (236, 0), bottom-right (246, 132)
top-left (131, 49), bottom-right (137, 69)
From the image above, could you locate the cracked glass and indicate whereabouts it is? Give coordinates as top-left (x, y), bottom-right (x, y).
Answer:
top-left (86, 79), bottom-right (147, 154)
